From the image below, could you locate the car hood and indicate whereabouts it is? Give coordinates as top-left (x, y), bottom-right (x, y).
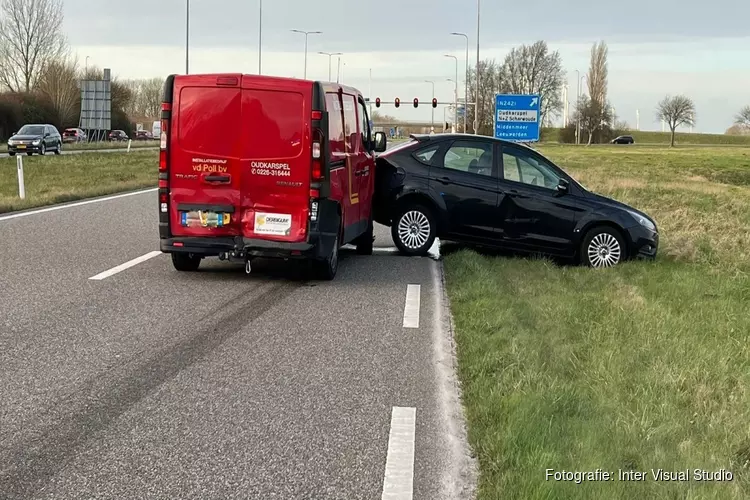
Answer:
top-left (584, 190), bottom-right (654, 221)
top-left (10, 135), bottom-right (42, 141)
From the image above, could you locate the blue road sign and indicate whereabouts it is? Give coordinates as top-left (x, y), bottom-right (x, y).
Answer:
top-left (494, 93), bottom-right (541, 142)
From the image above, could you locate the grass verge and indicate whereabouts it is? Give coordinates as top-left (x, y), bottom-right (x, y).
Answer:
top-left (0, 140), bottom-right (159, 154)
top-left (445, 145), bottom-right (750, 499)
top-left (0, 150), bottom-right (157, 213)
top-left (540, 128), bottom-right (750, 146)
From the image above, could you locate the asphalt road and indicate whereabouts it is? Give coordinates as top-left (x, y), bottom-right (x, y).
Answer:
top-left (0, 146), bottom-right (159, 159)
top-left (0, 190), bottom-right (476, 499)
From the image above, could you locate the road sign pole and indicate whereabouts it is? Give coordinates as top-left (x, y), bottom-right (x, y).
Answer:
top-left (17, 155), bottom-right (25, 199)
top-left (127, 139), bottom-right (132, 152)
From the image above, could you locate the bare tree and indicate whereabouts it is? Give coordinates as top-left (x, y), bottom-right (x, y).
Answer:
top-left (656, 95), bottom-right (696, 147)
top-left (0, 0), bottom-right (67, 92)
top-left (139, 77), bottom-right (164, 119)
top-left (574, 95), bottom-right (613, 145)
top-left (36, 56), bottom-right (80, 126)
top-left (499, 40), bottom-right (565, 125)
top-left (735, 105), bottom-right (750, 129)
top-left (466, 59), bottom-right (506, 135)
top-left (587, 41), bottom-right (608, 107)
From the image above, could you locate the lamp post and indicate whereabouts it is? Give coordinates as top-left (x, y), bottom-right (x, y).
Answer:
top-left (425, 80), bottom-right (435, 130)
top-left (318, 51), bottom-right (342, 81)
top-left (290, 30), bottom-right (321, 79)
top-left (258, 0), bottom-right (262, 74)
top-left (450, 32), bottom-right (469, 133)
top-left (445, 55), bottom-right (458, 132)
top-left (185, 0), bottom-right (190, 74)
top-left (85, 56), bottom-right (89, 76)
top-left (474, 0), bottom-right (480, 134)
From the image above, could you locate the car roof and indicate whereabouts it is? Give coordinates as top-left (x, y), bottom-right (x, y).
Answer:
top-left (408, 133), bottom-right (540, 152)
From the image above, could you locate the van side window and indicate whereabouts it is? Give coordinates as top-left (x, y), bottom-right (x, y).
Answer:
top-left (325, 92), bottom-right (345, 160)
top-left (342, 94), bottom-right (359, 152)
top-left (358, 100), bottom-right (370, 148)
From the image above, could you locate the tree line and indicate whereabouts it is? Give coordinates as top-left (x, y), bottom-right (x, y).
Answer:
top-left (0, 0), bottom-right (164, 140)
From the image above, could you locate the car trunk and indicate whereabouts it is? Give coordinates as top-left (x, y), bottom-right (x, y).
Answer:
top-left (238, 76), bottom-right (311, 243)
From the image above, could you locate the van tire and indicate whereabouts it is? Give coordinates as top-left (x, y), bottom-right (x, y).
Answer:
top-left (391, 203), bottom-right (436, 257)
top-left (312, 233), bottom-right (339, 280)
top-left (354, 218), bottom-right (374, 255)
top-left (171, 252), bottom-right (202, 272)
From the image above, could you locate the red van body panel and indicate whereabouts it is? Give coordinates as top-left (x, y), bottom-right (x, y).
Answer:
top-left (158, 73), bottom-right (376, 268)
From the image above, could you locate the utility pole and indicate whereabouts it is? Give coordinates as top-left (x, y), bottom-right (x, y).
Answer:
top-left (185, 0), bottom-right (190, 74)
top-left (636, 109), bottom-right (640, 130)
top-left (318, 51), bottom-right (342, 81)
top-left (258, 0), bottom-right (262, 74)
top-left (337, 56), bottom-right (342, 83)
top-left (451, 32), bottom-right (469, 133)
top-left (369, 68), bottom-right (373, 116)
top-left (474, 0), bottom-right (480, 134)
top-left (445, 55), bottom-right (458, 132)
top-left (425, 80), bottom-right (435, 130)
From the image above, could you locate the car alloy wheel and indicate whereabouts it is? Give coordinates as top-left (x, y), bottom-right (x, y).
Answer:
top-left (587, 232), bottom-right (622, 268)
top-left (397, 210), bottom-right (431, 250)
top-left (40, 143), bottom-right (46, 155)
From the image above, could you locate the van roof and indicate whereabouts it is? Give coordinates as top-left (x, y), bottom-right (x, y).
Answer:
top-left (172, 73), bottom-right (362, 96)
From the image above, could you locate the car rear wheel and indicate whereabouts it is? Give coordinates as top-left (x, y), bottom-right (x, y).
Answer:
top-left (312, 233), bottom-right (339, 280)
top-left (171, 252), bottom-right (202, 272)
top-left (392, 203), bottom-right (436, 256)
top-left (581, 226), bottom-right (625, 268)
top-left (54, 142), bottom-right (61, 155)
top-left (8, 152), bottom-right (15, 157)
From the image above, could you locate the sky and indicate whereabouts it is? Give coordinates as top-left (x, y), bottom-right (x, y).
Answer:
top-left (62, 0), bottom-right (750, 133)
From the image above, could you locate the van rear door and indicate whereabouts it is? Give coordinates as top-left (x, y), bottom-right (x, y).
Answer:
top-left (239, 76), bottom-right (312, 242)
top-left (168, 74), bottom-right (243, 238)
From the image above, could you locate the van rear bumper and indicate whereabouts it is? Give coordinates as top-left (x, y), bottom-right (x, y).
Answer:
top-left (160, 232), bottom-right (335, 261)
top-left (160, 237), bottom-right (236, 255)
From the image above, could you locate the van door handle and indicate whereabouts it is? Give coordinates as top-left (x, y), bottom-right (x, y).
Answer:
top-left (204, 174), bottom-right (231, 183)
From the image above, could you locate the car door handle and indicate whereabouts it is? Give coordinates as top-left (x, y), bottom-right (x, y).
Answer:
top-left (436, 176), bottom-right (451, 184)
top-left (204, 174), bottom-right (231, 183)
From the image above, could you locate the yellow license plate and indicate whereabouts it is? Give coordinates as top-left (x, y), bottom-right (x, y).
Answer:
top-left (17, 145), bottom-right (26, 149)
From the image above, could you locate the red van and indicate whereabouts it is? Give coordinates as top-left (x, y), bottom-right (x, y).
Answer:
top-left (157, 73), bottom-right (387, 280)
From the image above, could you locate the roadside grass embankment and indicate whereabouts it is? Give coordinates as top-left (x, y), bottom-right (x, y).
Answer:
top-left (445, 145), bottom-right (750, 499)
top-left (0, 150), bottom-right (157, 214)
top-left (0, 140), bottom-right (159, 154)
top-left (540, 127), bottom-right (750, 146)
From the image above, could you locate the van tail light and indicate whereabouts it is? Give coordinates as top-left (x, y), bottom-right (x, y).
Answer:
top-left (311, 129), bottom-right (323, 181)
top-left (159, 101), bottom-right (171, 214)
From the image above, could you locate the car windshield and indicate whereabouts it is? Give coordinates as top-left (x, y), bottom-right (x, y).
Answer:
top-left (18, 125), bottom-right (45, 135)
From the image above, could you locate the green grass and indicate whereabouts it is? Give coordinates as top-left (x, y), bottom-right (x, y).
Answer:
top-left (0, 140), bottom-right (159, 154)
top-left (445, 145), bottom-right (750, 499)
top-left (540, 127), bottom-right (750, 146)
top-left (0, 150), bottom-right (157, 213)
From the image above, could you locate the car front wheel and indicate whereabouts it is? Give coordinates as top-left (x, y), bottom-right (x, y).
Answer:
top-left (391, 203), bottom-right (436, 256)
top-left (581, 226), bottom-right (625, 268)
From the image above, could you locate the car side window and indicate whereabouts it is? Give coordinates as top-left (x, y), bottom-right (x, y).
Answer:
top-left (441, 140), bottom-right (494, 177)
top-left (413, 144), bottom-right (440, 165)
top-left (358, 99), bottom-right (370, 148)
top-left (502, 146), bottom-right (561, 189)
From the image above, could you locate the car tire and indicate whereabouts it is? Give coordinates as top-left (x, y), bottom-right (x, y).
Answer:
top-left (26, 152), bottom-right (33, 156)
top-left (8, 152), bottom-right (15, 157)
top-left (171, 252), bottom-right (202, 272)
top-left (312, 232), bottom-right (340, 280)
top-left (40, 143), bottom-right (46, 155)
top-left (581, 226), bottom-right (626, 268)
top-left (54, 142), bottom-right (61, 155)
top-left (391, 203), bottom-right (436, 257)
top-left (354, 218), bottom-right (374, 255)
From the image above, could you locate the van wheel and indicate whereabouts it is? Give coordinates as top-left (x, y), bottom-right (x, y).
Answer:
top-left (391, 203), bottom-right (436, 256)
top-left (171, 252), bottom-right (202, 272)
top-left (354, 218), bottom-right (374, 255)
top-left (312, 233), bottom-right (339, 280)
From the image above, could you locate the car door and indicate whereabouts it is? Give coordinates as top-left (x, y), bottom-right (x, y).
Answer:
top-left (498, 144), bottom-right (586, 255)
top-left (44, 126), bottom-right (53, 147)
top-left (430, 138), bottom-right (502, 242)
top-left (341, 93), bottom-right (362, 239)
top-left (355, 96), bottom-right (374, 234)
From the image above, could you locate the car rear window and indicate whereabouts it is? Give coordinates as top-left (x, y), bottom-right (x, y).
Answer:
top-left (242, 89), bottom-right (304, 159)
top-left (177, 87), bottom-right (241, 157)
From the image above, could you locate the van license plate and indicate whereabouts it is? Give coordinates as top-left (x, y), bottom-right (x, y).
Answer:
top-left (180, 211), bottom-right (231, 228)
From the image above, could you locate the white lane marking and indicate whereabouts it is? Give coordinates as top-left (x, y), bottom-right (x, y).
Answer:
top-left (402, 284), bottom-right (421, 328)
top-left (88, 251), bottom-right (162, 280)
top-left (373, 247), bottom-right (400, 254)
top-left (0, 188), bottom-right (157, 222)
top-left (381, 406), bottom-right (417, 500)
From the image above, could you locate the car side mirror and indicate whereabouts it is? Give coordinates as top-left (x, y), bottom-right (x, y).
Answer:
top-left (556, 178), bottom-right (569, 194)
top-left (373, 131), bottom-right (387, 153)
top-left (44, 132), bottom-right (50, 137)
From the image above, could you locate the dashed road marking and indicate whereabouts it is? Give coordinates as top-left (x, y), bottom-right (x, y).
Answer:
top-left (381, 406), bottom-right (417, 500)
top-left (88, 251), bottom-right (162, 280)
top-left (402, 284), bottom-right (421, 328)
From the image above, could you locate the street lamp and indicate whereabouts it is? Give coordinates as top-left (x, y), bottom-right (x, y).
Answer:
top-left (448, 78), bottom-right (458, 132)
top-left (318, 51), bottom-right (342, 81)
top-left (425, 80), bottom-right (435, 130)
top-left (445, 55), bottom-right (458, 132)
top-left (85, 56), bottom-right (89, 76)
top-left (185, 0), bottom-right (190, 74)
top-left (450, 32), bottom-right (469, 133)
top-left (474, 0), bottom-right (480, 134)
top-left (258, 0), bottom-right (262, 74)
top-left (290, 29), bottom-right (322, 79)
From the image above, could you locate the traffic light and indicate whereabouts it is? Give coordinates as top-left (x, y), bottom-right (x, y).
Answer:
top-left (395, 97), bottom-right (400, 108)
top-left (413, 98), bottom-right (419, 108)
top-left (432, 98), bottom-right (438, 108)
top-left (375, 97), bottom-right (381, 108)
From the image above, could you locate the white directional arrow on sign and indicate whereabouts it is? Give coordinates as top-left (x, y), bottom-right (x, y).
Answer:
top-left (530, 97), bottom-right (538, 107)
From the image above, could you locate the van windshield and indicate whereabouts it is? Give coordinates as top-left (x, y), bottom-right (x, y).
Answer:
top-left (18, 125), bottom-right (45, 135)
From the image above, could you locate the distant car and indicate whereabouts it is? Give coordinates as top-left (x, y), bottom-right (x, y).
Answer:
top-left (373, 133), bottom-right (659, 268)
top-left (62, 127), bottom-right (87, 143)
top-left (611, 135), bottom-right (634, 144)
top-left (134, 130), bottom-right (153, 141)
top-left (6, 124), bottom-right (62, 156)
top-left (108, 130), bottom-right (129, 142)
